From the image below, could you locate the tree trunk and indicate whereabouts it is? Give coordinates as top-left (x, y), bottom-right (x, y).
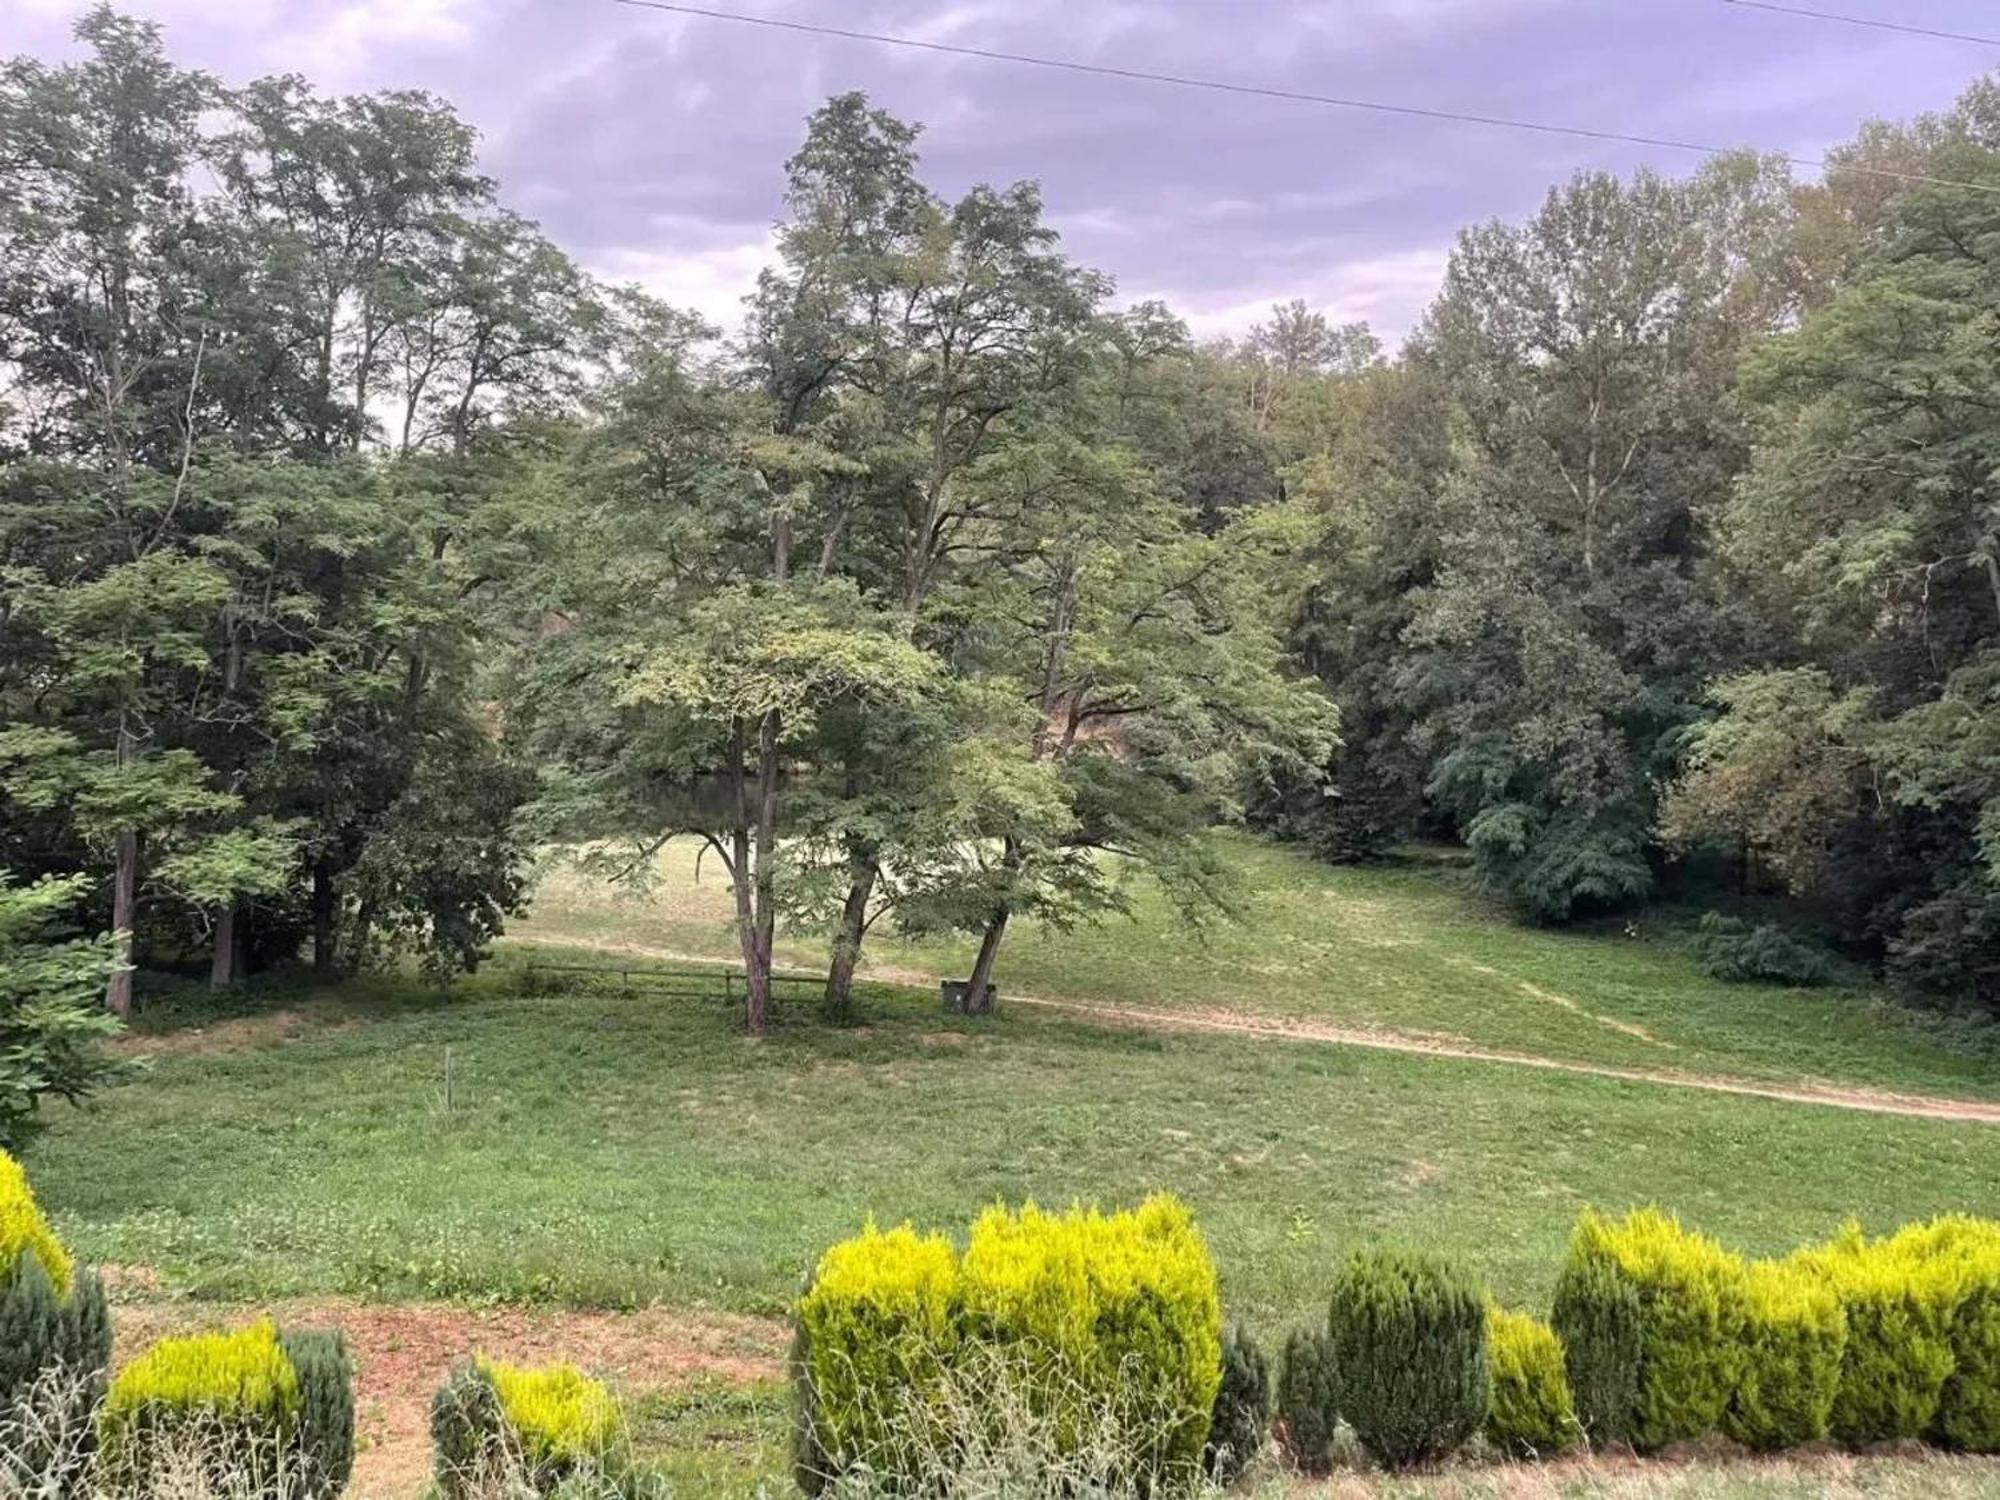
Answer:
top-left (106, 826), bottom-right (138, 1017)
top-left (960, 907), bottom-right (1009, 1016)
top-left (312, 859), bottom-right (337, 974)
top-left (210, 904), bottom-right (240, 988)
top-left (823, 848), bottom-right (878, 1018)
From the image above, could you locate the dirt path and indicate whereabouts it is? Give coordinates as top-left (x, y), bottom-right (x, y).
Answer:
top-left (107, 1286), bottom-right (786, 1500)
top-left (505, 936), bottom-right (2000, 1126)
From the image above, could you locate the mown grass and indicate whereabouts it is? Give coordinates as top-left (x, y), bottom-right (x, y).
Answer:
top-left (516, 832), bottom-right (2000, 1101)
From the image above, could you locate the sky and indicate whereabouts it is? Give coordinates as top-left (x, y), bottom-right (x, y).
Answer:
top-left (3, 0), bottom-right (1996, 347)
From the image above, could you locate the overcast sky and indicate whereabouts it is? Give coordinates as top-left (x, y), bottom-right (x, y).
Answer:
top-left (4, 0), bottom-right (1995, 346)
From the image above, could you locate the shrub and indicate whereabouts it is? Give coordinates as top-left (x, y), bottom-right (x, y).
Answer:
top-left (1325, 1248), bottom-right (1487, 1469)
top-left (1204, 1324), bottom-right (1269, 1484)
top-left (431, 1358), bottom-right (625, 1498)
top-left (1, 1150), bottom-right (109, 1444)
top-left (1794, 1223), bottom-right (1957, 1446)
top-left (1886, 1215), bottom-right (2000, 1451)
top-left (1274, 1328), bottom-right (1338, 1476)
top-left (1564, 1207), bottom-right (1749, 1451)
top-left (1723, 1260), bottom-right (1845, 1450)
top-left (1550, 1248), bottom-right (1640, 1450)
top-left (958, 1196), bottom-right (1223, 1488)
top-left (99, 1320), bottom-right (303, 1497)
top-left (794, 1220), bottom-right (960, 1489)
top-left (0, 872), bottom-right (125, 1150)
top-left (1688, 912), bottom-right (1840, 987)
top-left (278, 1329), bottom-right (355, 1498)
top-left (1485, 1304), bottom-right (1576, 1458)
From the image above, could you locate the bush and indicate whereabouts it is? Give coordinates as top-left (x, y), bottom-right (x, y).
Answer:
top-left (958, 1196), bottom-right (1223, 1488)
top-left (0, 872), bottom-right (125, 1150)
top-left (278, 1330), bottom-right (355, 1498)
top-left (431, 1358), bottom-right (625, 1498)
top-left (1325, 1248), bottom-right (1488, 1469)
top-left (1550, 1248), bottom-right (1641, 1450)
top-left (99, 1320), bottom-right (303, 1497)
top-left (1886, 1216), bottom-right (2000, 1451)
top-left (1722, 1261), bottom-right (1845, 1450)
top-left (794, 1221), bottom-right (960, 1490)
top-left (1485, 1304), bottom-right (1576, 1458)
top-left (1564, 1207), bottom-right (1749, 1451)
top-left (1274, 1328), bottom-right (1338, 1476)
top-left (1794, 1223), bottom-right (1957, 1446)
top-left (1688, 912), bottom-right (1839, 987)
top-left (0, 1149), bottom-right (109, 1438)
top-left (1204, 1324), bottom-right (1269, 1484)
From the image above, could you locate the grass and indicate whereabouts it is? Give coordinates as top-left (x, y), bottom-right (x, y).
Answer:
top-left (21, 831), bottom-right (2000, 1495)
top-left (517, 832), bottom-right (2000, 1101)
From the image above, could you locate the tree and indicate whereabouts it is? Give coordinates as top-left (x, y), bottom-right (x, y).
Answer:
top-left (0, 872), bottom-right (123, 1149)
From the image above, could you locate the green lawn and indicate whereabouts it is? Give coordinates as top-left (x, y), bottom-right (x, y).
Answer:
top-left (518, 831), bottom-right (2000, 1100)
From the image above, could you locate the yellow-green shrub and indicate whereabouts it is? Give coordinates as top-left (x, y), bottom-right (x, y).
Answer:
top-left (794, 1220), bottom-right (961, 1489)
top-left (1723, 1260), bottom-right (1845, 1450)
top-left (100, 1321), bottom-right (301, 1496)
top-left (958, 1194), bottom-right (1222, 1485)
top-left (479, 1359), bottom-right (623, 1468)
top-left (1565, 1207), bottom-right (1749, 1450)
top-left (1485, 1304), bottom-right (1576, 1458)
top-left (0, 1148), bottom-right (71, 1297)
top-left (1887, 1215), bottom-right (2000, 1451)
top-left (1793, 1223), bottom-right (1956, 1446)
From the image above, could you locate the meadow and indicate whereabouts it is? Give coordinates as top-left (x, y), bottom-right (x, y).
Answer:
top-left (24, 833), bottom-right (2000, 1495)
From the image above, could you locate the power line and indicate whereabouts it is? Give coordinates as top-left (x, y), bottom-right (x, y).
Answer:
top-left (611, 0), bottom-right (2000, 196)
top-left (1721, 0), bottom-right (2000, 48)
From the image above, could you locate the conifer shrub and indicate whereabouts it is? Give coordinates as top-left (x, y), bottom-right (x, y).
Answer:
top-left (1564, 1207), bottom-right (1749, 1451)
top-left (0, 1148), bottom-right (110, 1434)
top-left (278, 1330), bottom-right (355, 1498)
top-left (1722, 1261), bottom-right (1845, 1450)
top-left (1885, 1216), bottom-right (2000, 1451)
top-left (431, 1358), bottom-right (625, 1498)
top-left (958, 1195), bottom-right (1223, 1487)
top-left (1688, 912), bottom-right (1839, 986)
top-left (1325, 1248), bottom-right (1488, 1469)
top-left (1203, 1324), bottom-right (1269, 1484)
top-left (1274, 1328), bottom-right (1338, 1476)
top-left (99, 1320), bottom-right (303, 1497)
top-left (1484, 1304), bottom-right (1576, 1458)
top-left (793, 1221), bottom-right (960, 1489)
top-left (1550, 1249), bottom-right (1641, 1449)
top-left (1794, 1223), bottom-right (1957, 1446)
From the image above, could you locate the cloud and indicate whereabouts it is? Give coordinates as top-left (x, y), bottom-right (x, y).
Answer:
top-left (1136, 246), bottom-right (1454, 348)
top-left (590, 232), bottom-right (781, 335)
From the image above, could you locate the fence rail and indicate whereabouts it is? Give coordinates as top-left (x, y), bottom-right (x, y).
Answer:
top-left (518, 958), bottom-right (828, 1004)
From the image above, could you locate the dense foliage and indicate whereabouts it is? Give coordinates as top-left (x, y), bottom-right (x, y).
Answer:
top-left (0, 873), bottom-right (122, 1148)
top-left (1324, 1247), bottom-right (1489, 1469)
top-left (1484, 1304), bottom-right (1577, 1458)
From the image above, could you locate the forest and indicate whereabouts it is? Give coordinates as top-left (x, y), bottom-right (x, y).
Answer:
top-left (6, 4), bottom-right (2000, 1130)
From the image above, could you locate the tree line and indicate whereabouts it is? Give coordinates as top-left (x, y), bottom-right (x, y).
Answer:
top-left (4, 6), bottom-right (1999, 1098)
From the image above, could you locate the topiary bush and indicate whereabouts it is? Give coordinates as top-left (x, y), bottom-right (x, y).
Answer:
top-left (1325, 1247), bottom-right (1488, 1470)
top-left (278, 1329), bottom-right (355, 1498)
top-left (1723, 1260), bottom-right (1846, 1450)
top-left (793, 1220), bottom-right (960, 1491)
top-left (1203, 1324), bottom-right (1269, 1484)
top-left (1274, 1327), bottom-right (1338, 1476)
top-left (0, 1147), bottom-right (111, 1456)
top-left (1564, 1207), bottom-right (1749, 1451)
top-left (1890, 1215), bottom-right (2000, 1452)
top-left (1688, 913), bottom-right (1839, 987)
top-left (1550, 1247), bottom-right (1641, 1450)
top-left (957, 1195), bottom-right (1223, 1489)
top-left (99, 1320), bottom-right (303, 1498)
top-left (1485, 1304), bottom-right (1576, 1459)
top-left (1794, 1223), bottom-right (1957, 1447)
top-left (431, 1358), bottom-right (626, 1499)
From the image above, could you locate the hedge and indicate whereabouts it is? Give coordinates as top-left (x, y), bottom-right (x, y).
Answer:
top-left (1565, 1207), bottom-right (1749, 1451)
top-left (1550, 1247), bottom-right (1640, 1450)
top-left (1723, 1260), bottom-right (1845, 1450)
top-left (1203, 1324), bottom-right (1269, 1484)
top-left (100, 1321), bottom-right (300, 1497)
top-left (0, 1147), bottom-right (111, 1467)
top-left (794, 1195), bottom-right (1221, 1493)
top-left (431, 1358), bottom-right (623, 1498)
top-left (1485, 1304), bottom-right (1576, 1458)
top-left (1325, 1247), bottom-right (1488, 1469)
top-left (1794, 1223), bottom-right (1957, 1446)
top-left (1274, 1327), bottom-right (1338, 1476)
